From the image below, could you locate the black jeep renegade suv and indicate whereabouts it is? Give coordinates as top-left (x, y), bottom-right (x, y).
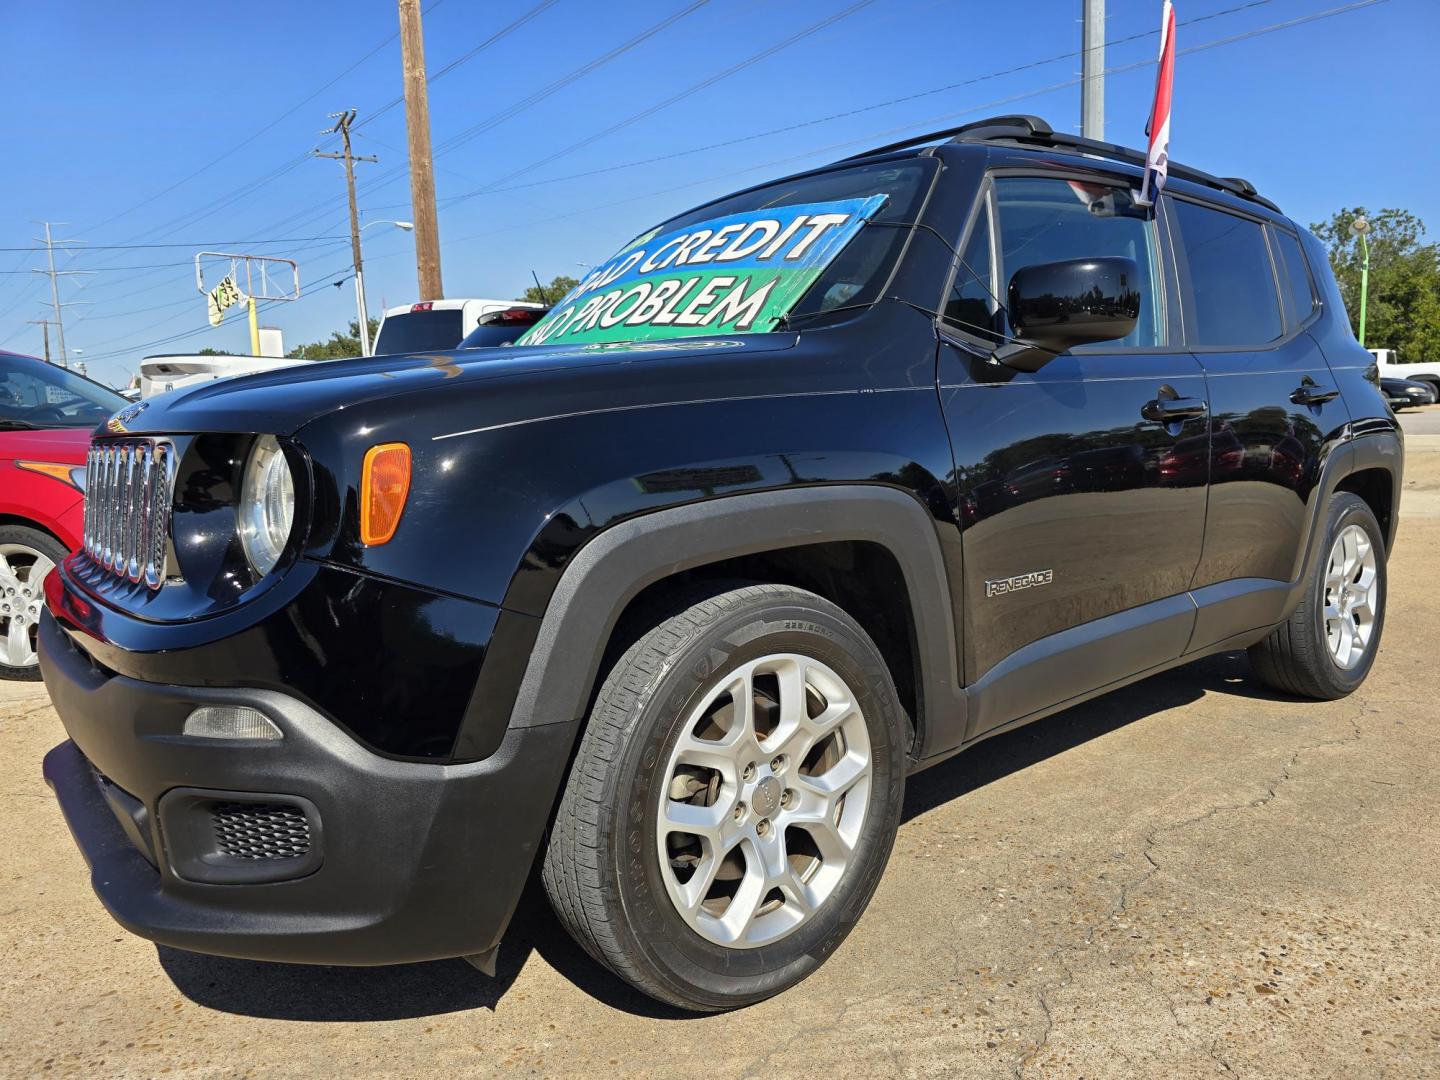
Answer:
top-left (40, 116), bottom-right (1400, 1011)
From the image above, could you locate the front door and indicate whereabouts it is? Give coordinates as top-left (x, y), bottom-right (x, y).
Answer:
top-left (939, 174), bottom-right (1209, 735)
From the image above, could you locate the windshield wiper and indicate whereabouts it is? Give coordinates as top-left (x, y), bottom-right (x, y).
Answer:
top-left (0, 419), bottom-right (42, 431)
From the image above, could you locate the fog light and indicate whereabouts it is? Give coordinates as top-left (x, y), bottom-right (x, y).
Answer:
top-left (182, 706), bottom-right (282, 741)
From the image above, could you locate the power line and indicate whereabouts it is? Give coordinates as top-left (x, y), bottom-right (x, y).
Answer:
top-left (6, 2), bottom-right (560, 321)
top-left (429, 0), bottom-right (1280, 211)
top-left (474, 0), bottom-right (879, 197)
top-left (77, 0), bottom-right (449, 241)
top-left (0, 235), bottom-right (347, 254)
top-left (239, 0), bottom-right (718, 247)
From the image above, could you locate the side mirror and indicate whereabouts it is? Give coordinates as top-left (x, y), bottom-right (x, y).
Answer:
top-left (996, 256), bottom-right (1141, 372)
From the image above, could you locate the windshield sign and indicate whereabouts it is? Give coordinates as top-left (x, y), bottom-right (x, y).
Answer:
top-left (517, 195), bottom-right (885, 347)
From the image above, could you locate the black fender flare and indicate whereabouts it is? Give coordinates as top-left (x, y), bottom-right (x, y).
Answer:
top-left (1290, 423), bottom-right (1402, 587)
top-left (504, 485), bottom-right (966, 759)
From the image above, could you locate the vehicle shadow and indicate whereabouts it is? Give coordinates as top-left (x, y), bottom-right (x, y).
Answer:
top-left (158, 649), bottom-right (1283, 1022)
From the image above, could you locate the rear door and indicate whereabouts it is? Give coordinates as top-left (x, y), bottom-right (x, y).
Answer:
top-left (1164, 196), bottom-right (1343, 650)
top-left (939, 172), bottom-right (1209, 735)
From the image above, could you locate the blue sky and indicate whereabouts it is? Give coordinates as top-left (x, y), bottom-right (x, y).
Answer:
top-left (0, 0), bottom-right (1432, 387)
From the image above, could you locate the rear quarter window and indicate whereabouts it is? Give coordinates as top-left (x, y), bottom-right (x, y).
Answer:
top-left (1272, 228), bottom-right (1318, 329)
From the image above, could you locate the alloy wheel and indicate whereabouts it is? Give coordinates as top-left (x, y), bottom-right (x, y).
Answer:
top-left (1322, 523), bottom-right (1379, 670)
top-left (0, 543), bottom-right (53, 670)
top-left (656, 652), bottom-right (873, 949)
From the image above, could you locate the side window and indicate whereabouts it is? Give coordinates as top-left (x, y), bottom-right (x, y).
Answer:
top-left (1168, 198), bottom-right (1283, 347)
top-left (1273, 228), bottom-right (1317, 329)
top-left (944, 191), bottom-right (1003, 342)
top-left (992, 176), bottom-right (1163, 348)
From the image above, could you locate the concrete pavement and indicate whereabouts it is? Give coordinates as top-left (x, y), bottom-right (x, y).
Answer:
top-left (2, 410), bottom-right (1437, 1078)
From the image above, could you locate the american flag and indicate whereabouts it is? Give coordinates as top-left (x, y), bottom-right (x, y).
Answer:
top-left (1139, 0), bottom-right (1176, 206)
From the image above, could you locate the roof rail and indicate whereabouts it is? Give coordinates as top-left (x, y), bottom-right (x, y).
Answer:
top-left (843, 114), bottom-right (1279, 213)
top-left (842, 115), bottom-right (1055, 162)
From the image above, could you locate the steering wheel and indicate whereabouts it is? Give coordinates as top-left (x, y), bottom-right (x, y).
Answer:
top-left (27, 406), bottom-right (67, 424)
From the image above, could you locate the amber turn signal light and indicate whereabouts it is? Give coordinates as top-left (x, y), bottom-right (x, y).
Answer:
top-left (15, 460), bottom-right (84, 489)
top-left (360, 442), bottom-right (411, 546)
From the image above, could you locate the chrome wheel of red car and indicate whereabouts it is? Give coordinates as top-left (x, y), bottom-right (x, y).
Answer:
top-left (0, 533), bottom-right (62, 679)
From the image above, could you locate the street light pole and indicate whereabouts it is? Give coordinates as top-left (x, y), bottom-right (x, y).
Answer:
top-left (1352, 216), bottom-right (1372, 347)
top-left (356, 220), bottom-right (414, 355)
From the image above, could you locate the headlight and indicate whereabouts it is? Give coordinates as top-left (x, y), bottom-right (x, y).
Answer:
top-left (238, 435), bottom-right (295, 576)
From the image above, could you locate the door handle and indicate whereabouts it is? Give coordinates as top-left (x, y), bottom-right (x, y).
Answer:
top-left (1290, 379), bottom-right (1339, 406)
top-left (1142, 385), bottom-right (1208, 424)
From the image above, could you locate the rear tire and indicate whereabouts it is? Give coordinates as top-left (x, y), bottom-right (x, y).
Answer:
top-left (542, 583), bottom-right (907, 1012)
top-left (1248, 493), bottom-right (1386, 699)
top-left (0, 526), bottom-right (66, 681)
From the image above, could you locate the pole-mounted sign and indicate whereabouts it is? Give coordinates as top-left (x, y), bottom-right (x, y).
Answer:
top-left (1137, 0), bottom-right (1176, 207)
top-left (194, 252), bottom-right (299, 355)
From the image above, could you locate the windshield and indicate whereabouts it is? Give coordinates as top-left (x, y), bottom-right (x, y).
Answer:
top-left (517, 158), bottom-right (935, 348)
top-left (0, 355), bottom-right (128, 429)
top-left (373, 309), bottom-right (466, 355)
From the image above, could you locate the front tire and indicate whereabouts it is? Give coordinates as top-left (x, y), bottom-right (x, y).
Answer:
top-left (0, 526), bottom-right (66, 681)
top-left (1248, 493), bottom-right (1386, 699)
top-left (542, 583), bottom-right (907, 1011)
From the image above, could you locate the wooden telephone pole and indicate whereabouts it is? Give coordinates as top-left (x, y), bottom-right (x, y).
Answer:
top-left (314, 110), bottom-right (378, 354)
top-left (398, 0), bottom-right (443, 300)
top-left (27, 320), bottom-right (52, 363)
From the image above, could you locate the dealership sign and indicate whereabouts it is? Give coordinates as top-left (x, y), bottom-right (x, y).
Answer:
top-left (517, 196), bottom-right (885, 347)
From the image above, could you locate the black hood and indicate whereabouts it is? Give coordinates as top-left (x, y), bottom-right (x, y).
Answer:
top-left (100, 335), bottom-right (799, 438)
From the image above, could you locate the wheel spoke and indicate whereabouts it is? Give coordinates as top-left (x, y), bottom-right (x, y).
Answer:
top-left (717, 846), bottom-right (769, 942)
top-left (672, 734), bottom-right (740, 781)
top-left (1341, 528), bottom-right (1360, 579)
top-left (777, 866), bottom-right (815, 916)
top-left (24, 555), bottom-right (55, 592)
top-left (802, 749), bottom-right (870, 798)
top-left (673, 843), bottom-right (726, 915)
top-left (662, 798), bottom-right (727, 843)
top-left (793, 813), bottom-right (855, 865)
top-left (4, 614), bottom-right (33, 667)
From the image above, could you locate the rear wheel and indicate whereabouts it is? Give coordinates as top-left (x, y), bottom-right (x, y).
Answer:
top-left (542, 583), bottom-right (907, 1011)
top-left (0, 526), bottom-right (65, 681)
top-left (1248, 493), bottom-right (1386, 699)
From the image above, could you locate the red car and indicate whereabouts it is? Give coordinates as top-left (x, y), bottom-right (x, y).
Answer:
top-left (0, 351), bottom-right (127, 679)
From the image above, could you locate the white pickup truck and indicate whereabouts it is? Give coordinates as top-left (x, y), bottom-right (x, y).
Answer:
top-left (1370, 348), bottom-right (1440, 398)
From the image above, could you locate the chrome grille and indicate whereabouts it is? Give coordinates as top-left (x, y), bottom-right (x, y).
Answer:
top-left (82, 439), bottom-right (177, 590)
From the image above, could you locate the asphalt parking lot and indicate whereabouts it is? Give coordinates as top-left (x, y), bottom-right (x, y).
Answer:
top-left (3, 409), bottom-right (1438, 1079)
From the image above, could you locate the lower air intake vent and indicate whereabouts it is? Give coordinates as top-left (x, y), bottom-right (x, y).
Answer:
top-left (211, 802), bottom-right (312, 860)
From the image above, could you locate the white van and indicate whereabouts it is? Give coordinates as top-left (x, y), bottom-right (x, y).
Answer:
top-left (138, 354), bottom-right (309, 398)
top-left (373, 298), bottom-right (546, 355)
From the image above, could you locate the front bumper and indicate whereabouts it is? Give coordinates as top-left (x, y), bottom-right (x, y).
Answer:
top-left (39, 612), bottom-right (576, 966)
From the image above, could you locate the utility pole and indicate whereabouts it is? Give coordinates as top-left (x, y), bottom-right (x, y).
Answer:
top-left (315, 110), bottom-right (379, 356)
top-left (398, 0), bottom-right (444, 300)
top-left (1081, 0), bottom-right (1105, 140)
top-left (31, 222), bottom-right (89, 368)
top-left (27, 320), bottom-right (52, 363)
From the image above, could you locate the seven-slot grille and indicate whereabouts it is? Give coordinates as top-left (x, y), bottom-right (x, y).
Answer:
top-left (81, 439), bottom-right (177, 590)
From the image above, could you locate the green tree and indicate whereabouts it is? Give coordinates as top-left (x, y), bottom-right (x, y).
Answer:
top-left (520, 274), bottom-right (579, 305)
top-left (1311, 207), bottom-right (1440, 362)
top-left (286, 318), bottom-right (380, 360)
top-left (196, 347), bottom-right (233, 356)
